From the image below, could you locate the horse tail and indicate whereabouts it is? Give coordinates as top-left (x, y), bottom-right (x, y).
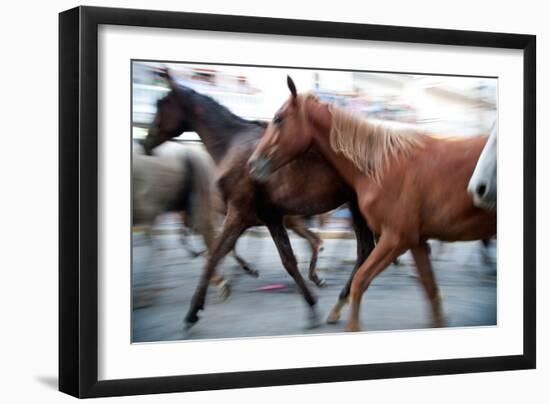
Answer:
top-left (182, 147), bottom-right (217, 251)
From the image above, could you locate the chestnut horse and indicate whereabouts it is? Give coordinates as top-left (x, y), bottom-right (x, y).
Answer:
top-left (142, 70), bottom-right (375, 331)
top-left (249, 77), bottom-right (496, 332)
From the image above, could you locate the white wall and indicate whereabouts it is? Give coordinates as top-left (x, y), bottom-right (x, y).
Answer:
top-left (0, 1), bottom-right (546, 403)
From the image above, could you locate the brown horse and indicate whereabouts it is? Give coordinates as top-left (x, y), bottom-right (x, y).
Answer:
top-left (248, 77), bottom-right (496, 332)
top-left (142, 70), bottom-right (375, 331)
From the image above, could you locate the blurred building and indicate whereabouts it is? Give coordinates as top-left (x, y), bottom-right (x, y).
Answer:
top-left (132, 62), bottom-right (496, 141)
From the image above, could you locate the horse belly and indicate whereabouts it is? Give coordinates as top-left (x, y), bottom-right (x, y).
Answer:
top-left (269, 185), bottom-right (348, 215)
top-left (416, 140), bottom-right (496, 241)
top-left (424, 208), bottom-right (496, 241)
top-left (265, 160), bottom-right (350, 215)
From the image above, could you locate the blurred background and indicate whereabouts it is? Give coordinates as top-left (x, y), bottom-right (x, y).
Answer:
top-left (131, 61), bottom-right (497, 342)
top-left (132, 61), bottom-right (497, 139)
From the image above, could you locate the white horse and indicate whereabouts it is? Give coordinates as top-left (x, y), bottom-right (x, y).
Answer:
top-left (133, 142), bottom-right (218, 251)
top-left (133, 142), bottom-right (257, 302)
top-left (468, 123), bottom-right (497, 210)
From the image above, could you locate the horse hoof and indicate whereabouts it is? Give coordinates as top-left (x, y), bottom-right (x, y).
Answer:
top-left (327, 308), bottom-right (341, 324)
top-left (307, 307), bottom-right (322, 329)
top-left (182, 321), bottom-right (196, 338)
top-left (247, 268), bottom-right (260, 278)
top-left (345, 323), bottom-right (362, 332)
top-left (326, 311), bottom-right (340, 324)
top-left (433, 315), bottom-right (446, 328)
top-left (184, 311), bottom-right (199, 325)
top-left (310, 276), bottom-right (327, 288)
top-left (217, 281), bottom-right (231, 301)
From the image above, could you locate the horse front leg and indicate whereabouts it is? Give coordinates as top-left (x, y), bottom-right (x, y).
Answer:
top-left (347, 233), bottom-right (405, 332)
top-left (266, 221), bottom-right (320, 329)
top-left (327, 201), bottom-right (375, 324)
top-left (410, 242), bottom-right (444, 327)
top-left (184, 207), bottom-right (250, 330)
top-left (284, 216), bottom-right (326, 287)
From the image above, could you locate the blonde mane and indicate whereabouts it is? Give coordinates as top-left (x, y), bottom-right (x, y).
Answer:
top-left (326, 102), bottom-right (424, 182)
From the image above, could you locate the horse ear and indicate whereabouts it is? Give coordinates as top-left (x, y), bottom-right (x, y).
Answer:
top-left (156, 66), bottom-right (178, 91)
top-left (287, 75), bottom-right (297, 99)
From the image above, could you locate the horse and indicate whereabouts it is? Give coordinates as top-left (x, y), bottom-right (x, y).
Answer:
top-left (468, 122), bottom-right (497, 210)
top-left (248, 76), bottom-right (496, 332)
top-left (133, 143), bottom-right (259, 298)
top-left (142, 69), bottom-right (375, 331)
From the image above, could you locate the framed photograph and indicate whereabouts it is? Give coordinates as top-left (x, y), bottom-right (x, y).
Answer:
top-left (59, 6), bottom-right (536, 398)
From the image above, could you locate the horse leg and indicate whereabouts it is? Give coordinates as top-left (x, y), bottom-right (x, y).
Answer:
top-left (285, 216), bottom-right (326, 287)
top-left (230, 246), bottom-right (259, 278)
top-left (141, 224), bottom-right (162, 269)
top-left (194, 211), bottom-right (255, 295)
top-left (347, 234), bottom-right (404, 332)
top-left (410, 243), bottom-right (444, 327)
top-left (133, 226), bottom-right (158, 304)
top-left (194, 210), bottom-right (235, 299)
top-left (177, 212), bottom-right (205, 257)
top-left (200, 214), bottom-right (258, 278)
top-left (184, 208), bottom-right (249, 329)
top-left (480, 239), bottom-right (493, 266)
top-left (196, 212), bottom-right (257, 282)
top-left (178, 226), bottom-right (205, 258)
top-left (266, 222), bottom-right (320, 329)
top-left (327, 201), bottom-right (375, 324)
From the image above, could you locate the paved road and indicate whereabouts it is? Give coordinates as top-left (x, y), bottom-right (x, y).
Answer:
top-left (132, 230), bottom-right (496, 342)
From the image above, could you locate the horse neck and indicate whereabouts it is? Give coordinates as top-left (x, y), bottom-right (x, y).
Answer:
top-left (307, 101), bottom-right (363, 187)
top-left (188, 92), bottom-right (261, 164)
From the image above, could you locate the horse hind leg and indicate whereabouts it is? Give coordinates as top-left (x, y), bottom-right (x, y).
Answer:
top-left (480, 239), bottom-right (494, 267)
top-left (326, 296), bottom-right (348, 324)
top-left (267, 222), bottom-right (321, 329)
top-left (178, 226), bottom-right (206, 258)
top-left (285, 216), bottom-right (326, 287)
top-left (230, 247), bottom-right (259, 278)
top-left (141, 226), bottom-right (161, 270)
top-left (410, 243), bottom-right (444, 327)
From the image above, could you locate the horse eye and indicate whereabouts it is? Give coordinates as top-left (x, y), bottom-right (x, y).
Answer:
top-left (273, 115), bottom-right (283, 125)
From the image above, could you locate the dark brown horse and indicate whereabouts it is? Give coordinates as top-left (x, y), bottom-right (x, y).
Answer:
top-left (142, 69), bottom-right (374, 331)
top-left (249, 77), bottom-right (496, 332)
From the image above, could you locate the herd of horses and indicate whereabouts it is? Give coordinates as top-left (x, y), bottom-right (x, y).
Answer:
top-left (134, 69), bottom-right (497, 334)
top-left (133, 142), bottom-right (326, 298)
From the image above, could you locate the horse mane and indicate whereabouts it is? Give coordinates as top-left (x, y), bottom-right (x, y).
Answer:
top-left (320, 98), bottom-right (424, 182)
top-left (177, 84), bottom-right (265, 130)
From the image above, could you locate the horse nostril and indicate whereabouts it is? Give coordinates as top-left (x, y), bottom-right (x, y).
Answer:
top-left (476, 184), bottom-right (487, 197)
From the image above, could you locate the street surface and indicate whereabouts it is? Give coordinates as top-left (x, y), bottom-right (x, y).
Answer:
top-left (132, 220), bottom-right (496, 342)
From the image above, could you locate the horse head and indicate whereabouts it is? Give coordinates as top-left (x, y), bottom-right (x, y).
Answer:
top-left (142, 67), bottom-right (195, 155)
top-left (248, 76), bottom-right (316, 182)
top-left (467, 123), bottom-right (497, 210)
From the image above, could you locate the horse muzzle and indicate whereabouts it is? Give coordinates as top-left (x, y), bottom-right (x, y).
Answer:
top-left (468, 182), bottom-right (497, 210)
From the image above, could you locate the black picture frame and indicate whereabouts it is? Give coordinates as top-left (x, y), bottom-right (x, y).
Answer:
top-left (59, 5), bottom-right (536, 398)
